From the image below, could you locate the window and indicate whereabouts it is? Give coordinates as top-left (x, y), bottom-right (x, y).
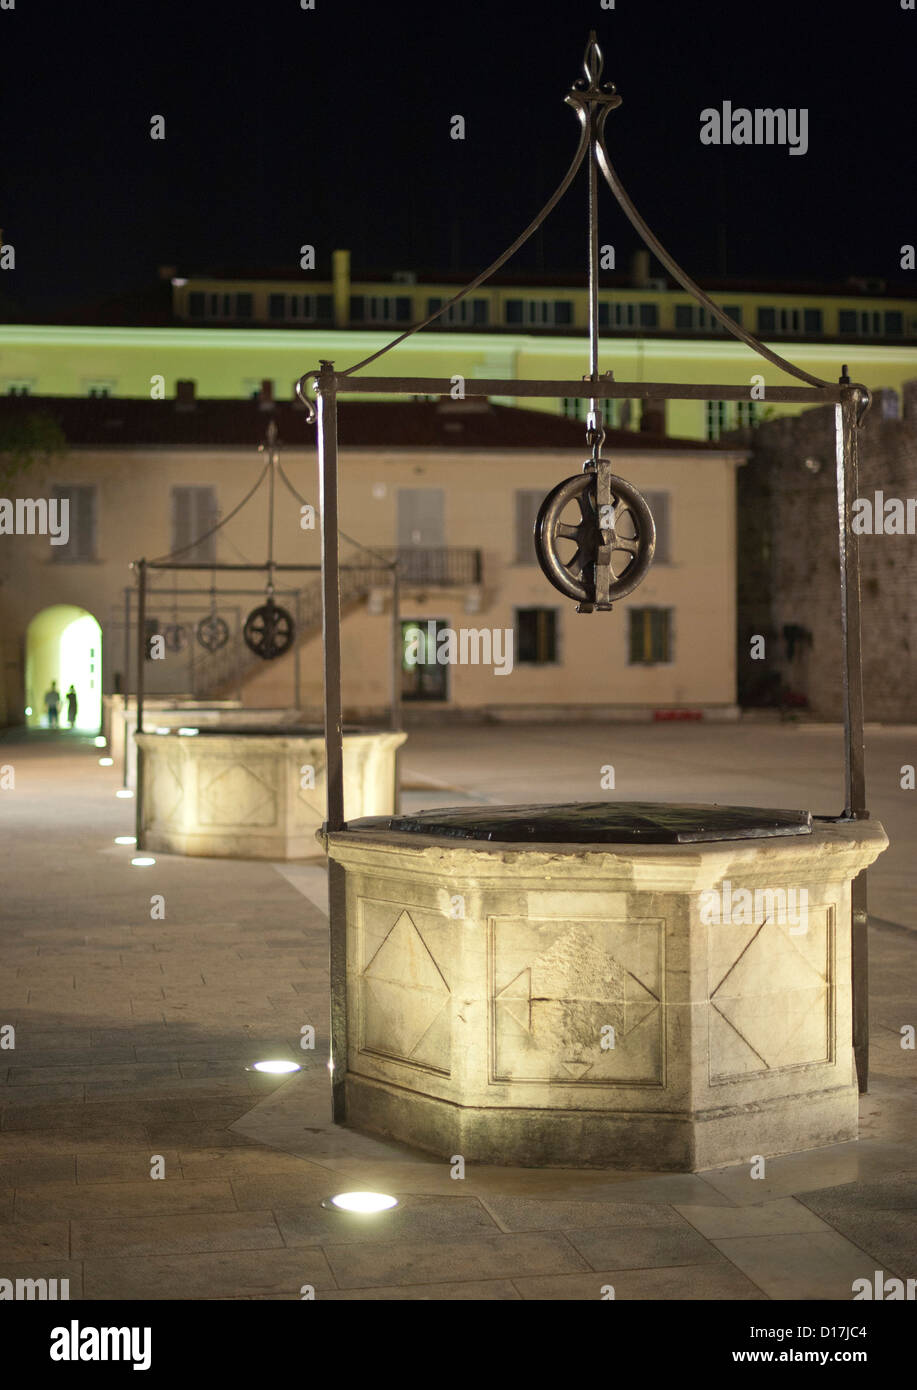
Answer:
top-left (186, 291), bottom-right (253, 321)
top-left (51, 485), bottom-right (97, 563)
top-left (722, 305), bottom-right (742, 327)
top-left (642, 492), bottom-right (670, 564)
top-left (427, 297), bottom-right (489, 326)
top-left (83, 379), bottom-right (117, 397)
top-left (516, 608), bottom-right (558, 664)
top-left (757, 307), bottom-right (776, 333)
top-left (514, 490), bottom-right (546, 564)
top-left (639, 303), bottom-right (659, 328)
top-left (560, 397), bottom-right (617, 426)
top-left (350, 295), bottom-right (412, 324)
top-left (839, 309), bottom-right (895, 338)
top-left (803, 308), bottom-right (823, 334)
top-left (629, 607), bottom-right (672, 664)
top-left (171, 486), bottom-right (217, 564)
top-left (705, 400), bottom-right (760, 439)
top-left (4, 379), bottom-right (35, 395)
top-left (600, 302), bottom-right (636, 329)
top-left (504, 299), bottom-right (573, 327)
top-left (268, 293), bottom-right (333, 323)
top-left (735, 400), bottom-right (761, 430)
top-left (674, 304), bottom-right (730, 332)
top-left (705, 400), bottom-right (729, 441)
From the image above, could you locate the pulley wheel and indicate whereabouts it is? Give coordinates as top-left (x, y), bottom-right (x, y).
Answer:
top-left (242, 599), bottom-right (295, 660)
top-left (534, 471), bottom-right (655, 604)
top-left (196, 613), bottom-right (230, 653)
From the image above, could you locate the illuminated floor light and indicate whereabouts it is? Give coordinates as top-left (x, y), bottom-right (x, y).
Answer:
top-left (177, 727), bottom-right (199, 736)
top-left (322, 1192), bottom-right (399, 1214)
top-left (94, 736), bottom-right (107, 747)
top-left (131, 857), bottom-right (156, 867)
top-left (154, 727), bottom-right (170, 735)
top-left (114, 836), bottom-right (136, 845)
top-left (98, 757), bottom-right (114, 766)
top-left (25, 706), bottom-right (32, 717)
top-left (249, 1060), bottom-right (302, 1075)
top-left (116, 789), bottom-right (134, 798)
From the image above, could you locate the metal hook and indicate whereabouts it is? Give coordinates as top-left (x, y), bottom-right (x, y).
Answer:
top-left (294, 371), bottom-right (320, 425)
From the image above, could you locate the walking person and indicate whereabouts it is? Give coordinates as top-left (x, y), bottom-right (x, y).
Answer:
top-left (65, 684), bottom-right (78, 729)
top-left (44, 680), bottom-right (61, 729)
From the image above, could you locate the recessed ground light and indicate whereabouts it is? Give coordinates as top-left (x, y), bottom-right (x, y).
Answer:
top-left (116, 789), bottom-right (134, 798)
top-left (94, 736), bottom-right (107, 747)
top-left (99, 757), bottom-right (114, 766)
top-left (114, 836), bottom-right (136, 845)
top-left (154, 726), bottom-right (170, 735)
top-left (249, 1060), bottom-right (302, 1074)
top-left (25, 706), bottom-right (32, 717)
top-left (322, 1192), bottom-right (399, 1214)
top-left (177, 727), bottom-right (199, 736)
top-left (131, 856), bottom-right (156, 867)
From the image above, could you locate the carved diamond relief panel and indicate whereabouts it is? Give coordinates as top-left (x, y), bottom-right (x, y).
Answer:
top-left (490, 917), bottom-right (664, 1086)
top-left (358, 905), bottom-right (451, 1075)
top-left (708, 905), bottom-right (833, 1082)
top-left (197, 760), bottom-right (278, 827)
top-left (149, 757), bottom-right (183, 824)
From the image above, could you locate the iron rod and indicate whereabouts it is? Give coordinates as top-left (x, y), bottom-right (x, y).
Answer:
top-left (587, 103), bottom-right (600, 431)
top-left (836, 388), bottom-right (869, 1093)
top-left (323, 376), bottom-right (844, 403)
top-left (317, 367), bottom-right (348, 1124)
top-left (390, 564), bottom-right (402, 815)
top-left (122, 588), bottom-right (131, 788)
top-left (135, 560), bottom-right (146, 850)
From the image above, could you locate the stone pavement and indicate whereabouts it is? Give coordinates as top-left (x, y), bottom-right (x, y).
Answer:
top-left (0, 723), bottom-right (915, 1301)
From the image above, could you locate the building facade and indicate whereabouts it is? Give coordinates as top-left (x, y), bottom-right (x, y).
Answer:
top-left (1, 250), bottom-right (915, 444)
top-left (0, 394), bottom-right (743, 728)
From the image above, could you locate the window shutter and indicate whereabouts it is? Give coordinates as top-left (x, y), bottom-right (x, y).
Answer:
top-left (515, 490), bottom-right (544, 564)
top-left (643, 491), bottom-right (670, 564)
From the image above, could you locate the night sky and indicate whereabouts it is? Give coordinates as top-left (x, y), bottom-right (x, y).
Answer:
top-left (1, 0), bottom-right (914, 316)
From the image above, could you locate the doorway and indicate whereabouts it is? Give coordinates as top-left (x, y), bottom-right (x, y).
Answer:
top-left (25, 605), bottom-right (102, 731)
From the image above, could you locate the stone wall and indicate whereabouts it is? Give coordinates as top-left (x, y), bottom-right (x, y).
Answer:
top-left (737, 379), bottom-right (917, 721)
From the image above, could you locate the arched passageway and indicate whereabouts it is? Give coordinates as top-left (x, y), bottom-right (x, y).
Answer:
top-left (25, 605), bottom-right (102, 731)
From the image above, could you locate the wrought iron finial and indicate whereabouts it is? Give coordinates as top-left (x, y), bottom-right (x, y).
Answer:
top-left (584, 31), bottom-right (602, 87)
top-left (569, 29), bottom-right (619, 103)
top-left (266, 418), bottom-right (278, 445)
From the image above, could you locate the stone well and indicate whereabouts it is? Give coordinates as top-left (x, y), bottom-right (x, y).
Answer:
top-left (138, 727), bottom-right (406, 859)
top-left (102, 697), bottom-right (304, 790)
top-left (321, 802), bottom-right (887, 1171)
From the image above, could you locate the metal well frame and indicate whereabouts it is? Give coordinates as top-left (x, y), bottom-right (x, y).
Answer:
top-left (301, 34), bottom-right (871, 1114)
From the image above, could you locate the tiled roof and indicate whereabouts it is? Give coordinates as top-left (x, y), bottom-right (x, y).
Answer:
top-left (0, 396), bottom-right (735, 452)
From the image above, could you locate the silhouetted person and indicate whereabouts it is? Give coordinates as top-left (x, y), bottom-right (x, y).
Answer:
top-left (66, 684), bottom-right (78, 728)
top-left (44, 680), bottom-right (60, 728)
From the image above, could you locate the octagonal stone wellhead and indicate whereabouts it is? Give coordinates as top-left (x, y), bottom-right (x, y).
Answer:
top-left (320, 803), bottom-right (887, 1170)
